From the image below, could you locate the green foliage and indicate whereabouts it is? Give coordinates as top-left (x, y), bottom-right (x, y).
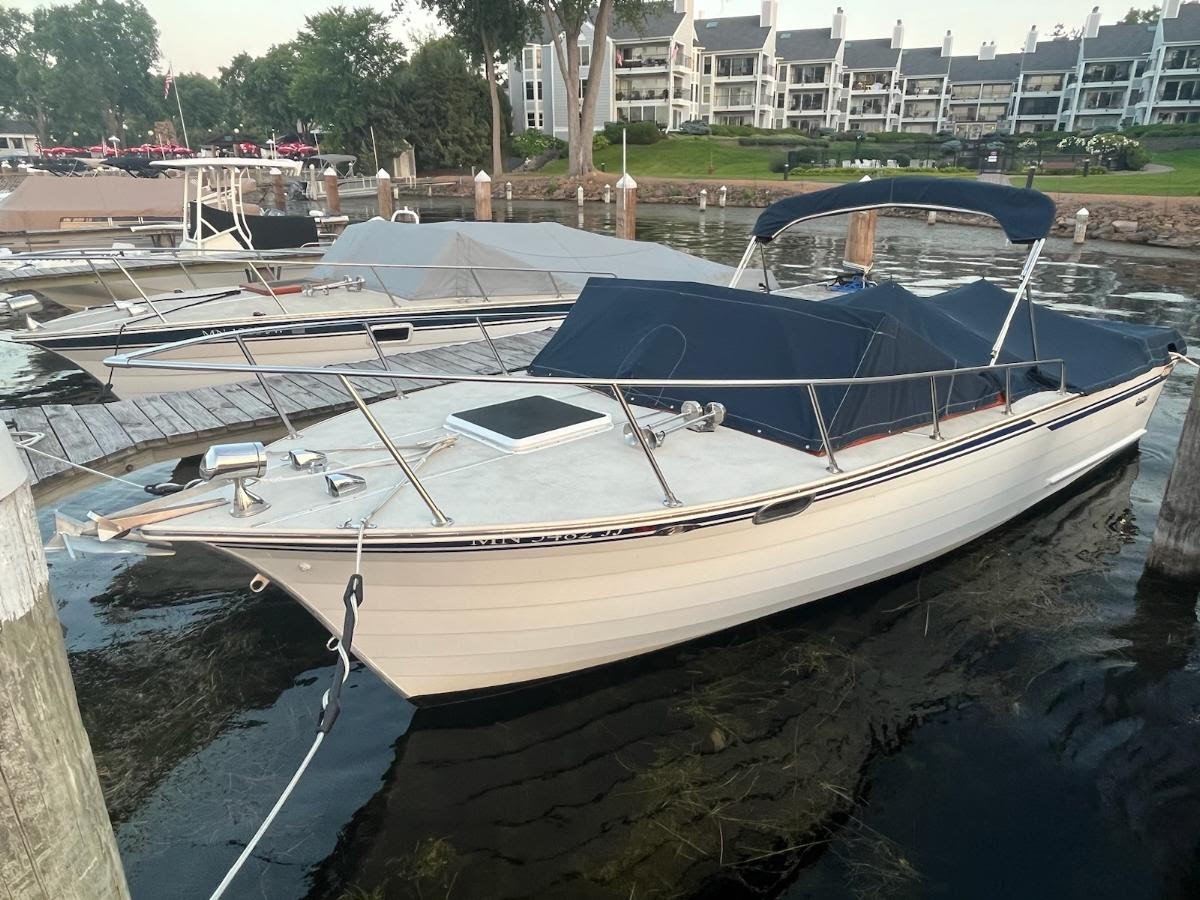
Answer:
top-left (219, 45), bottom-right (305, 135)
top-left (1120, 6), bottom-right (1160, 24)
top-left (0, 0), bottom-right (160, 142)
top-left (289, 7), bottom-right (403, 154)
top-left (1124, 122), bottom-right (1200, 137)
top-left (513, 128), bottom-right (565, 157)
top-left (162, 74), bottom-right (226, 134)
top-left (894, 152), bottom-right (911, 168)
top-left (393, 36), bottom-right (496, 170)
top-left (592, 132), bottom-right (610, 152)
top-left (736, 135), bottom-right (829, 147)
top-left (603, 121), bottom-right (662, 145)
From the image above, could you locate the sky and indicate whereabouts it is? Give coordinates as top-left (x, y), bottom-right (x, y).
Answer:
top-left (5, 0), bottom-right (1148, 74)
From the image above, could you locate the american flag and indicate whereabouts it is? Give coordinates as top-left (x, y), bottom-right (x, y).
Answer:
top-left (163, 68), bottom-right (173, 100)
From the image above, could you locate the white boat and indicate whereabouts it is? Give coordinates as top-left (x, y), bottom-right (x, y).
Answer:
top-left (0, 158), bottom-right (330, 310)
top-left (10, 220), bottom-right (744, 397)
top-left (69, 177), bottom-right (1187, 702)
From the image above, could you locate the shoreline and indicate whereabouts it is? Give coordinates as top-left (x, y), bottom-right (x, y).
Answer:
top-left (400, 172), bottom-right (1200, 250)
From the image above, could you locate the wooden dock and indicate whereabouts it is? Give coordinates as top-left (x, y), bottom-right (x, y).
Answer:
top-left (3, 329), bottom-right (554, 502)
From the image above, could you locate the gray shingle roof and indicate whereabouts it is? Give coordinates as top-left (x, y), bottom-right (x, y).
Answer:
top-left (1163, 2), bottom-right (1200, 42)
top-left (1020, 39), bottom-right (1080, 71)
top-left (611, 9), bottom-right (685, 41)
top-left (1081, 22), bottom-right (1154, 59)
top-left (693, 15), bottom-right (771, 52)
top-left (775, 27), bottom-right (840, 61)
top-left (0, 119), bottom-right (35, 134)
top-left (947, 52), bottom-right (1022, 83)
top-left (899, 46), bottom-right (950, 76)
top-left (842, 38), bottom-right (900, 70)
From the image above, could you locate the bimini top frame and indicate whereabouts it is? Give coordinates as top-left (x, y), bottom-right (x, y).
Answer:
top-left (729, 175), bottom-right (1056, 365)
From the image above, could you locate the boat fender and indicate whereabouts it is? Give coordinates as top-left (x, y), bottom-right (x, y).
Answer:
top-left (143, 478), bottom-right (202, 496)
top-left (753, 495), bottom-right (814, 525)
top-left (249, 573), bottom-right (270, 593)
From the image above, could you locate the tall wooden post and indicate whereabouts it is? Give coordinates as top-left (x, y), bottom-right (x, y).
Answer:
top-left (844, 175), bottom-right (877, 272)
top-left (376, 169), bottom-right (393, 220)
top-left (270, 167), bottom-right (286, 211)
top-left (0, 428), bottom-right (130, 899)
top-left (474, 170), bottom-right (492, 222)
top-left (616, 173), bottom-right (637, 240)
top-left (322, 166), bottom-right (341, 216)
top-left (1147, 368), bottom-right (1200, 583)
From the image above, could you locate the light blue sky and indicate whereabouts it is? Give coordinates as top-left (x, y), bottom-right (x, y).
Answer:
top-left (6, 0), bottom-right (1149, 74)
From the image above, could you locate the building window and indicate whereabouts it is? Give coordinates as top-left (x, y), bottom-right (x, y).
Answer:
top-left (525, 81), bottom-right (542, 100)
top-left (775, 92), bottom-right (784, 109)
top-left (703, 56), bottom-right (711, 74)
top-left (526, 112), bottom-right (537, 128)
top-left (522, 46), bottom-right (542, 70)
top-left (1082, 62), bottom-right (1131, 83)
top-left (1082, 89), bottom-right (1123, 109)
top-left (1165, 46), bottom-right (1200, 70)
top-left (1019, 96), bottom-right (1060, 115)
top-left (702, 85), bottom-right (711, 104)
top-left (716, 55), bottom-right (756, 77)
top-left (1161, 80), bottom-right (1198, 101)
top-left (1022, 73), bottom-right (1063, 93)
top-left (579, 45), bottom-right (591, 67)
top-left (790, 64), bottom-right (826, 84)
top-left (950, 84), bottom-right (982, 100)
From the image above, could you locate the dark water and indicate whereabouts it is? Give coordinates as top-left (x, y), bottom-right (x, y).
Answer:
top-left (17, 198), bottom-right (1200, 899)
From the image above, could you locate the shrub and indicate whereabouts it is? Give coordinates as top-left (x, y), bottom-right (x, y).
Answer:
top-left (893, 152), bottom-right (911, 168)
top-left (602, 120), bottom-right (662, 144)
top-left (709, 124), bottom-right (758, 137)
top-left (787, 147), bottom-right (824, 166)
top-left (1122, 142), bottom-right (1151, 171)
top-left (737, 135), bottom-right (828, 146)
top-left (513, 129), bottom-right (565, 158)
top-left (592, 132), bottom-right (610, 152)
top-left (677, 119), bottom-right (711, 135)
top-left (767, 153), bottom-right (789, 173)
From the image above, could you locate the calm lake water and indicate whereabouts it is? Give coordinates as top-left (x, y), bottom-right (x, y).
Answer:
top-left (12, 197), bottom-right (1200, 899)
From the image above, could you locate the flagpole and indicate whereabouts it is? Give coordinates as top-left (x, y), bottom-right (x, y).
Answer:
top-left (171, 71), bottom-right (189, 149)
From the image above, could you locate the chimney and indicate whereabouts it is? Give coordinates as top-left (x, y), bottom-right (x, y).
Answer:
top-left (941, 29), bottom-right (953, 58)
top-left (1024, 25), bottom-right (1038, 54)
top-left (832, 6), bottom-right (846, 41)
top-left (891, 19), bottom-right (905, 50)
top-left (1164, 0), bottom-right (1181, 17)
top-left (760, 0), bottom-right (777, 28)
top-left (1084, 6), bottom-right (1102, 39)
top-left (979, 40), bottom-right (996, 61)
top-left (674, 0), bottom-right (689, 14)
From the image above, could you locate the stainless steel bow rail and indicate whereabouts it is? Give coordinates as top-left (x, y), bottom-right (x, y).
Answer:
top-left (12, 249), bottom-right (621, 325)
top-left (105, 318), bottom-right (1070, 516)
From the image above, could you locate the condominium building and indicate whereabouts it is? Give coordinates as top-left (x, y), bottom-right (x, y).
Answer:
top-left (506, 1), bottom-right (1200, 138)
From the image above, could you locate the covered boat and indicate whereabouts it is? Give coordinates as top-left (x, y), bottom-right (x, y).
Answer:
top-left (71, 176), bottom-right (1186, 701)
top-left (10, 220), bottom-right (745, 397)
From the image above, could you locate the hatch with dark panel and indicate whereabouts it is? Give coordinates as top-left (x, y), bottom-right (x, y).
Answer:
top-left (445, 395), bottom-right (612, 452)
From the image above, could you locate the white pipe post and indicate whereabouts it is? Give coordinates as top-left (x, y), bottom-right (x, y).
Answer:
top-left (1073, 207), bottom-right (1089, 244)
top-left (719, 185), bottom-right (727, 208)
top-left (699, 188), bottom-right (707, 212)
top-left (505, 181), bottom-right (512, 201)
top-left (576, 184), bottom-right (584, 207)
top-left (603, 184), bottom-right (612, 204)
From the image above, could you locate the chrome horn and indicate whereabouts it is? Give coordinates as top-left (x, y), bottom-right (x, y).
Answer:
top-left (200, 442), bottom-right (270, 518)
top-left (623, 401), bottom-right (727, 449)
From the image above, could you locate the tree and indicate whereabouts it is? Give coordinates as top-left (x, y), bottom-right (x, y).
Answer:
top-left (394, 35), bottom-right (499, 170)
top-left (540, 0), bottom-right (652, 176)
top-left (220, 44), bottom-right (305, 134)
top-left (290, 7), bottom-right (404, 159)
top-left (410, 0), bottom-right (536, 176)
top-left (1120, 6), bottom-right (1160, 24)
top-left (1050, 23), bottom-right (1082, 41)
top-left (162, 73), bottom-right (226, 135)
top-left (0, 0), bottom-right (158, 143)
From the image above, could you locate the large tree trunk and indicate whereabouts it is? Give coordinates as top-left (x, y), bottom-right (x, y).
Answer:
top-left (544, 0), bottom-right (582, 177)
top-left (576, 0), bottom-right (614, 176)
top-left (481, 30), bottom-right (503, 177)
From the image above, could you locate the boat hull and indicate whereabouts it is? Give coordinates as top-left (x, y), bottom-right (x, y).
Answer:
top-left (198, 369), bottom-right (1169, 700)
top-left (8, 259), bottom-right (319, 310)
top-left (24, 303), bottom-right (569, 397)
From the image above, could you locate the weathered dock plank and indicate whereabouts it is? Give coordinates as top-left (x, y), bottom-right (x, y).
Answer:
top-left (213, 384), bottom-right (277, 426)
top-left (133, 396), bottom-right (192, 443)
top-left (106, 400), bottom-right (165, 449)
top-left (186, 387), bottom-right (253, 427)
top-left (43, 404), bottom-right (103, 464)
top-left (10, 407), bottom-right (72, 481)
top-left (74, 405), bottom-right (136, 459)
top-left (161, 392), bottom-right (225, 438)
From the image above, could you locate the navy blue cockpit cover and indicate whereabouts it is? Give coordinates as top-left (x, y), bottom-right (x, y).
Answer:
top-left (752, 177), bottom-right (1056, 244)
top-left (529, 278), bottom-right (1008, 452)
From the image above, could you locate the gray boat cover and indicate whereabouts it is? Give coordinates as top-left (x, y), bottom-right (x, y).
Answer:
top-left (312, 220), bottom-right (749, 300)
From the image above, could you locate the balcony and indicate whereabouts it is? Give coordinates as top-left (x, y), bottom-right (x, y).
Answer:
top-left (849, 82), bottom-right (893, 94)
top-left (904, 85), bottom-right (943, 96)
top-left (788, 101), bottom-right (826, 113)
top-left (901, 109), bottom-right (939, 119)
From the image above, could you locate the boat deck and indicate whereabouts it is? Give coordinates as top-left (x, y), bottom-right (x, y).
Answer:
top-left (3, 329), bottom-right (552, 501)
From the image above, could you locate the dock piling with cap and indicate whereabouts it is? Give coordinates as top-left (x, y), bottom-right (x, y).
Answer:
top-left (376, 169), bottom-right (393, 220)
top-left (616, 173), bottom-right (637, 240)
top-left (270, 167), bottom-right (286, 211)
top-left (474, 170), bottom-right (492, 221)
top-left (323, 167), bottom-right (342, 216)
top-left (843, 176), bottom-right (877, 272)
top-left (0, 425), bottom-right (130, 900)
top-left (1073, 208), bottom-right (1089, 244)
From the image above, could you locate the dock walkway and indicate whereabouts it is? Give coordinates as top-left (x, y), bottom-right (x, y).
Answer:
top-left (4, 329), bottom-right (554, 501)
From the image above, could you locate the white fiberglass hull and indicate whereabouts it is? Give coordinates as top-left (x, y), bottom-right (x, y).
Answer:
top-left (198, 369), bottom-right (1168, 700)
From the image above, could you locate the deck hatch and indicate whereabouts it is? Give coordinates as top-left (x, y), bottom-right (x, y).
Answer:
top-left (445, 395), bottom-right (611, 452)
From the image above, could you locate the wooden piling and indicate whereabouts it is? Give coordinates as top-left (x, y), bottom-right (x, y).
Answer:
top-left (322, 167), bottom-right (341, 216)
top-left (270, 167), bottom-right (286, 212)
top-left (616, 173), bottom-right (637, 240)
top-left (1147, 367), bottom-right (1200, 582)
top-left (376, 168), bottom-right (393, 220)
top-left (1073, 208), bottom-right (1089, 244)
top-left (0, 427), bottom-right (130, 899)
top-left (474, 170), bottom-right (492, 222)
top-left (843, 174), bottom-right (877, 272)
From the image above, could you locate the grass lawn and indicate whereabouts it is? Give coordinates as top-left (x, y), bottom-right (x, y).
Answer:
top-left (1019, 149), bottom-right (1200, 197)
top-left (538, 135), bottom-right (946, 182)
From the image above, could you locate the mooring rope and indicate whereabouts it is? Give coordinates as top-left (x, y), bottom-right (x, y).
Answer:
top-left (9, 429), bottom-right (144, 488)
top-left (207, 524), bottom-right (366, 900)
